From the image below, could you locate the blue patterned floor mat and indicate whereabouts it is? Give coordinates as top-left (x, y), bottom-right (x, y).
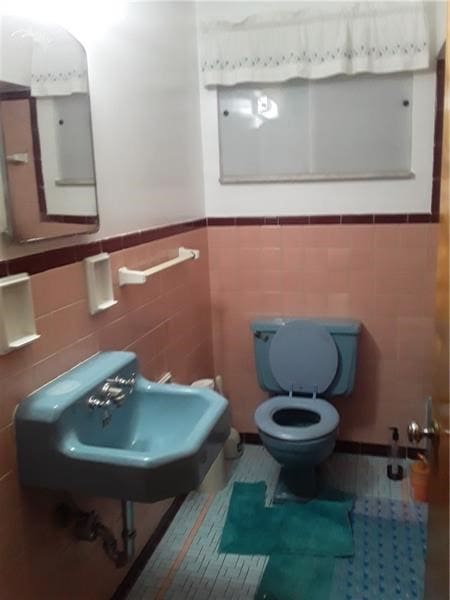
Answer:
top-left (330, 497), bottom-right (427, 600)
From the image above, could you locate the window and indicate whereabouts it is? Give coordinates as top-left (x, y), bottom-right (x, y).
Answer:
top-left (218, 73), bottom-right (413, 183)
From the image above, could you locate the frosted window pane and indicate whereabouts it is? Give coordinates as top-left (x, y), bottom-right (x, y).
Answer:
top-left (218, 73), bottom-right (413, 181)
top-left (311, 74), bottom-right (412, 175)
top-left (218, 82), bottom-right (310, 178)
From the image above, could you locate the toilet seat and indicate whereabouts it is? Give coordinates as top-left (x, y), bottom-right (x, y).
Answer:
top-left (255, 396), bottom-right (339, 442)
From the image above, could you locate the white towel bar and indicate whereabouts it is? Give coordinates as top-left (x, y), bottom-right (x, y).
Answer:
top-left (118, 247), bottom-right (200, 286)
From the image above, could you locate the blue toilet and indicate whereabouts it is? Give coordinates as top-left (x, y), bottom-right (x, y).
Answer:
top-left (251, 317), bottom-right (361, 501)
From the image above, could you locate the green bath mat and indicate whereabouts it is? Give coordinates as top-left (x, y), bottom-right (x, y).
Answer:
top-left (255, 554), bottom-right (335, 600)
top-left (220, 482), bottom-right (354, 557)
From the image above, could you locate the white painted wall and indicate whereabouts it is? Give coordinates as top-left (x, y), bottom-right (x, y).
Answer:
top-left (87, 1), bottom-right (205, 235)
top-left (0, 16), bottom-right (33, 88)
top-left (197, 1), bottom-right (445, 217)
top-left (0, 1), bottom-right (206, 259)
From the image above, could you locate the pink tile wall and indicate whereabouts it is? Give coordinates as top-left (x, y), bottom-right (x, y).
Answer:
top-left (208, 223), bottom-right (438, 444)
top-left (0, 227), bottom-right (213, 599)
top-left (0, 220), bottom-right (439, 597)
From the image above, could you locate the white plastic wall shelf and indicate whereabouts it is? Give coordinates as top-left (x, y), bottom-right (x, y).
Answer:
top-left (84, 253), bottom-right (117, 315)
top-left (118, 247), bottom-right (200, 287)
top-left (0, 273), bottom-right (40, 354)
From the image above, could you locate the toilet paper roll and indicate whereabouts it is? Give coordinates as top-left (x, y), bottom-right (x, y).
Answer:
top-left (224, 428), bottom-right (243, 459)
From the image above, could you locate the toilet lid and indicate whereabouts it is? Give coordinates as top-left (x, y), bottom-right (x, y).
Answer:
top-left (269, 320), bottom-right (338, 394)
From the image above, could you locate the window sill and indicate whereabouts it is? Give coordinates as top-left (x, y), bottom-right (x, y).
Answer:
top-left (55, 179), bottom-right (96, 187)
top-left (219, 171), bottom-right (415, 185)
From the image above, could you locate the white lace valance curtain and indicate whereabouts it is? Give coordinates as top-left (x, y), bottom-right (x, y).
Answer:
top-left (30, 24), bottom-right (88, 97)
top-left (200, 2), bottom-right (431, 87)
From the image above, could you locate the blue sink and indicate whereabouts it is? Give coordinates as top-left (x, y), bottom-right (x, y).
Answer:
top-left (15, 352), bottom-right (230, 502)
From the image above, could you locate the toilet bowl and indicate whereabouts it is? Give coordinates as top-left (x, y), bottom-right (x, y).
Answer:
top-left (251, 318), bottom-right (361, 501)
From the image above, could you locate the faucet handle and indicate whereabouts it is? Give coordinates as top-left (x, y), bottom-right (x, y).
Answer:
top-left (107, 374), bottom-right (136, 388)
top-left (87, 395), bottom-right (112, 409)
top-left (86, 373), bottom-right (135, 412)
top-left (101, 382), bottom-right (126, 403)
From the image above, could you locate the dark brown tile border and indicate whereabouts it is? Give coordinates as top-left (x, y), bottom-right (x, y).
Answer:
top-left (241, 433), bottom-right (421, 459)
top-left (333, 440), bottom-right (358, 454)
top-left (309, 215), bottom-right (341, 225)
top-left (0, 210), bottom-right (437, 279)
top-left (122, 231), bottom-right (142, 249)
top-left (2, 218), bottom-right (206, 277)
top-left (74, 242), bottom-right (103, 261)
top-left (43, 215), bottom-right (99, 225)
top-left (341, 215), bottom-right (374, 224)
top-left (0, 91), bottom-right (31, 101)
top-left (431, 212), bottom-right (440, 224)
top-left (278, 216), bottom-right (309, 225)
top-left (207, 214), bottom-right (436, 226)
top-left (102, 236), bottom-right (124, 254)
top-left (334, 440), bottom-right (422, 459)
top-left (431, 58), bottom-right (445, 219)
top-left (206, 217), bottom-right (236, 226)
top-left (28, 96), bottom-right (47, 220)
top-left (111, 494), bottom-right (187, 600)
top-left (373, 214), bottom-right (408, 224)
top-left (237, 217), bottom-right (266, 225)
top-left (407, 213), bottom-right (433, 223)
top-left (8, 246), bottom-right (78, 276)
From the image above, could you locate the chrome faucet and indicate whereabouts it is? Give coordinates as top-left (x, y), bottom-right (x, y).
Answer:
top-left (105, 375), bottom-right (136, 406)
top-left (86, 373), bottom-right (136, 426)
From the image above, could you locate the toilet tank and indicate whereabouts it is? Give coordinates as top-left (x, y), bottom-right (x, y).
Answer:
top-left (251, 317), bottom-right (361, 397)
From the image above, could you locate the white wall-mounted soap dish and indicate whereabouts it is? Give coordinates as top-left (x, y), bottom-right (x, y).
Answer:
top-left (84, 252), bottom-right (117, 315)
top-left (0, 273), bottom-right (40, 354)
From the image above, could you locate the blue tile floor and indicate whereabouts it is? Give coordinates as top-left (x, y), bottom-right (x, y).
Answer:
top-left (127, 446), bottom-right (427, 600)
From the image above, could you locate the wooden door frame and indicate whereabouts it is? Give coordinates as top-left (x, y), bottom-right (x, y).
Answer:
top-left (424, 2), bottom-right (450, 598)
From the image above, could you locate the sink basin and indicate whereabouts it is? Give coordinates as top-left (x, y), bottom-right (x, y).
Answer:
top-left (15, 352), bottom-right (230, 502)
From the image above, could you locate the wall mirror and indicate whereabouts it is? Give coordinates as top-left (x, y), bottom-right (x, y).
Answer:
top-left (0, 15), bottom-right (99, 243)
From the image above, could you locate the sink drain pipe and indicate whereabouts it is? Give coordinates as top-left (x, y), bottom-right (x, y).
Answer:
top-left (98, 500), bottom-right (136, 568)
top-left (120, 500), bottom-right (136, 565)
top-left (56, 498), bottom-right (136, 568)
